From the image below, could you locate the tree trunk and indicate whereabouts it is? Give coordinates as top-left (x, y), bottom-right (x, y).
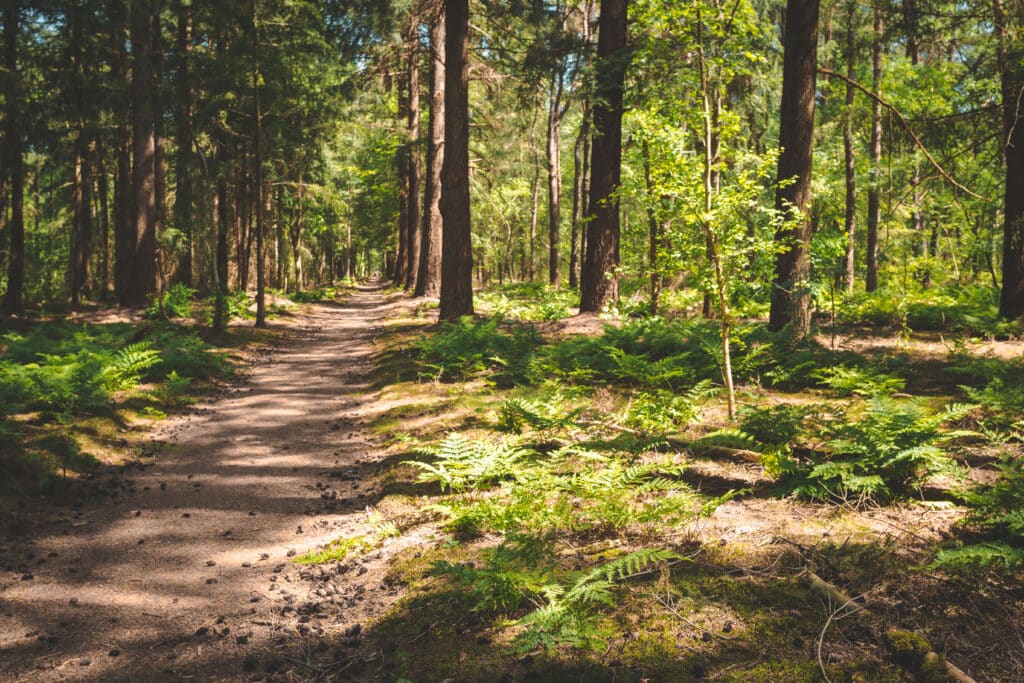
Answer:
top-left (126, 0), bottom-right (158, 307)
top-left (2, 0), bottom-right (23, 314)
top-left (405, 14), bottom-right (422, 291)
top-left (547, 70), bottom-right (564, 286)
top-left (415, 5), bottom-right (444, 298)
top-left (642, 139), bottom-right (661, 315)
top-left (110, 1), bottom-right (132, 301)
top-left (865, 1), bottom-right (883, 293)
top-left (395, 57), bottom-right (410, 286)
top-left (579, 0), bottom-right (628, 313)
top-left (843, 0), bottom-right (856, 294)
top-left (570, 104), bottom-right (588, 290)
top-left (768, 0), bottom-right (818, 335)
top-left (997, 0), bottom-right (1024, 318)
top-left (528, 106), bottom-right (540, 281)
top-left (253, 0), bottom-right (266, 328)
top-left (439, 0), bottom-right (474, 320)
top-left (173, 2), bottom-right (194, 286)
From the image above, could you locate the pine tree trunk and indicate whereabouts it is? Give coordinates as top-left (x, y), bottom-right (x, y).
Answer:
top-left (768, 0), bottom-right (819, 334)
top-left (253, 0), bottom-right (266, 328)
top-left (405, 14), bottom-right (422, 291)
top-left (547, 70), bottom-right (563, 286)
top-left (415, 6), bottom-right (444, 298)
top-left (865, 1), bottom-right (883, 293)
top-left (579, 0), bottom-right (628, 313)
top-left (2, 0), bottom-right (23, 314)
top-left (395, 60), bottom-right (410, 286)
top-left (439, 0), bottom-right (474, 320)
top-left (528, 106), bottom-right (540, 282)
top-left (997, 0), bottom-right (1024, 318)
top-left (843, 0), bottom-right (856, 294)
top-left (173, 2), bottom-right (193, 286)
top-left (126, 0), bottom-right (158, 307)
top-left (569, 104), bottom-right (588, 290)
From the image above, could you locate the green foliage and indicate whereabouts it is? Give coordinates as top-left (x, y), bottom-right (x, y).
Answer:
top-left (813, 365), bottom-right (906, 397)
top-left (510, 548), bottom-right (682, 653)
top-left (413, 440), bottom-right (719, 538)
top-left (404, 433), bottom-right (532, 493)
top-left (787, 399), bottom-right (974, 501)
top-left (147, 283), bottom-right (197, 319)
top-left (478, 283), bottom-right (577, 322)
top-left (102, 343), bottom-right (162, 392)
top-left (415, 316), bottom-right (542, 385)
top-left (618, 382), bottom-right (716, 437)
top-left (432, 537), bottom-right (681, 654)
top-left (738, 403), bottom-right (815, 447)
top-left (497, 396), bottom-right (587, 435)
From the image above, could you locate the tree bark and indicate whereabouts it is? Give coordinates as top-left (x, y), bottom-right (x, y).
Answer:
top-left (547, 69), bottom-right (564, 286)
top-left (579, 0), bottom-right (628, 313)
top-left (173, 1), bottom-right (194, 286)
top-left (253, 0), bottom-right (266, 328)
top-left (2, 0), bottom-right (23, 314)
top-left (415, 5), bottom-right (444, 298)
top-left (405, 13), bottom-right (423, 291)
top-left (439, 0), bottom-right (474, 320)
top-left (768, 0), bottom-right (818, 335)
top-left (528, 105), bottom-right (540, 281)
top-left (570, 103), bottom-right (588, 290)
top-left (865, 1), bottom-right (883, 293)
top-left (125, 0), bottom-right (158, 307)
top-left (843, 0), bottom-right (856, 294)
top-left (395, 58), bottom-right (410, 286)
top-left (997, 0), bottom-right (1024, 318)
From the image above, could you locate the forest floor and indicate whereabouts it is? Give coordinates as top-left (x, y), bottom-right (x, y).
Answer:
top-left (1, 284), bottom-right (1022, 682)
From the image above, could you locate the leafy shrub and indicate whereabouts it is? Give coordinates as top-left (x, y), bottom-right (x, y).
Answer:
top-left (416, 316), bottom-right (542, 385)
top-left (618, 381), bottom-right (717, 437)
top-left (497, 397), bottom-right (587, 435)
top-left (739, 403), bottom-right (816, 447)
top-left (785, 398), bottom-right (973, 501)
top-left (147, 283), bottom-right (197, 319)
top-left (930, 457), bottom-right (1024, 575)
top-left (405, 433), bottom-right (532, 492)
top-left (814, 365), bottom-right (906, 397)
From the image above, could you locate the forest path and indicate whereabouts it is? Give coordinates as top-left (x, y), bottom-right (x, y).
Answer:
top-left (0, 284), bottom-right (412, 682)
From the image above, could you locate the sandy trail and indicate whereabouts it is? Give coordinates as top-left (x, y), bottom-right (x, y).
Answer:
top-left (0, 285), bottom-right (409, 682)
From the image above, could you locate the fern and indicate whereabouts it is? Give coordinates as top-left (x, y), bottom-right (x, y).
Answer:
top-left (691, 428), bottom-right (762, 454)
top-left (791, 398), bottom-right (974, 501)
top-left (404, 433), bottom-right (532, 492)
top-left (814, 365), bottom-right (906, 397)
top-left (102, 342), bottom-right (162, 392)
top-left (511, 548), bottom-right (681, 653)
top-left (497, 397), bottom-right (586, 435)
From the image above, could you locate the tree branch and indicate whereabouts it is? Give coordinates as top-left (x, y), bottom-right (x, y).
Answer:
top-left (818, 67), bottom-right (991, 203)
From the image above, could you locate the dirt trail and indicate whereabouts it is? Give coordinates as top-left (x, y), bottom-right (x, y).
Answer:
top-left (0, 285), bottom-right (411, 682)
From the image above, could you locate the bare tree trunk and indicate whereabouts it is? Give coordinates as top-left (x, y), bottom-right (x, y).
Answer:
top-left (865, 1), bottom-right (883, 293)
top-left (997, 0), bottom-right (1024, 318)
top-left (843, 0), bottom-right (856, 293)
top-left (395, 55), bottom-right (410, 286)
top-left (528, 105), bottom-right (540, 281)
top-left (642, 139), bottom-right (661, 315)
top-left (125, 0), bottom-right (158, 307)
top-left (415, 4), bottom-right (444, 297)
top-left (253, 0), bottom-right (266, 328)
top-left (173, 1), bottom-right (194, 286)
top-left (2, 0), bottom-right (23, 314)
top-left (405, 13), bottom-right (422, 291)
top-left (579, 0), bottom-right (628, 313)
top-left (768, 0), bottom-right (819, 335)
top-left (546, 69), bottom-right (564, 286)
top-left (570, 104), bottom-right (588, 290)
top-left (439, 0), bottom-right (474, 319)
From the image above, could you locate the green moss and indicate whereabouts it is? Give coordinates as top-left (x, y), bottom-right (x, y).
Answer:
top-left (885, 628), bottom-right (932, 669)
